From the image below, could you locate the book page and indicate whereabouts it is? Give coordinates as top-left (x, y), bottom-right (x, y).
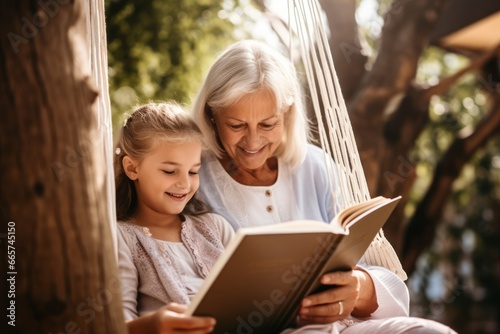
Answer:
top-left (331, 196), bottom-right (386, 228)
top-left (239, 219), bottom-right (346, 235)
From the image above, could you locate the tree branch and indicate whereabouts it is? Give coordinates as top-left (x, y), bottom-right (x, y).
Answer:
top-left (348, 0), bottom-right (449, 193)
top-left (423, 44), bottom-right (500, 99)
top-left (402, 91), bottom-right (500, 274)
top-left (252, 0), bottom-right (292, 51)
top-left (321, 0), bottom-right (368, 101)
top-left (376, 46), bottom-right (500, 252)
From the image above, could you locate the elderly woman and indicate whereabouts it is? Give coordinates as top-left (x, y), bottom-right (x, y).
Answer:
top-left (192, 40), bottom-right (456, 334)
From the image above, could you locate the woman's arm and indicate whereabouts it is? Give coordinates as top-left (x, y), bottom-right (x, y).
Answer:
top-left (297, 265), bottom-right (408, 324)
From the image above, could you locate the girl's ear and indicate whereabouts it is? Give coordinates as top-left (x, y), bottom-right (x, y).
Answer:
top-left (122, 156), bottom-right (138, 180)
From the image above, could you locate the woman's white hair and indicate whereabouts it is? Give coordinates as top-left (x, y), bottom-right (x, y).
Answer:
top-left (192, 40), bottom-right (311, 171)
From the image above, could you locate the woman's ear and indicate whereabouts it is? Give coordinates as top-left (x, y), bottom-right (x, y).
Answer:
top-left (122, 156), bottom-right (138, 180)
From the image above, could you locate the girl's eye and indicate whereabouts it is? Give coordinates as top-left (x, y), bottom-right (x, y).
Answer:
top-left (189, 171), bottom-right (199, 175)
top-left (162, 170), bottom-right (174, 174)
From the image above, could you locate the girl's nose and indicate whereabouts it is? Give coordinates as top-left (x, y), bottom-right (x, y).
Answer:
top-left (175, 173), bottom-right (190, 189)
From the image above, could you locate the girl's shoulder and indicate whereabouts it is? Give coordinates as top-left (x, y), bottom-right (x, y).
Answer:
top-left (185, 212), bottom-right (231, 229)
top-left (117, 220), bottom-right (138, 233)
top-left (184, 213), bottom-right (235, 247)
top-left (117, 220), bottom-right (153, 242)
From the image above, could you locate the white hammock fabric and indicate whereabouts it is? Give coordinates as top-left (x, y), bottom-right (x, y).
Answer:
top-left (289, 0), bottom-right (407, 280)
top-left (85, 0), bottom-right (118, 256)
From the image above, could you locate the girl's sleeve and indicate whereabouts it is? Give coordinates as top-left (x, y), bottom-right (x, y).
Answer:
top-left (116, 224), bottom-right (139, 320)
top-left (209, 213), bottom-right (235, 247)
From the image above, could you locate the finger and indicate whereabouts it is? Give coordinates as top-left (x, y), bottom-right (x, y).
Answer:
top-left (320, 270), bottom-right (353, 285)
top-left (302, 285), bottom-right (340, 308)
top-left (300, 299), bottom-right (344, 317)
top-left (299, 301), bottom-right (347, 325)
top-left (158, 308), bottom-right (216, 332)
top-left (165, 302), bottom-right (188, 313)
top-left (167, 315), bottom-right (216, 329)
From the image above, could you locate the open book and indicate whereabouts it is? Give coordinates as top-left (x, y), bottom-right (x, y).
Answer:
top-left (186, 196), bottom-right (402, 334)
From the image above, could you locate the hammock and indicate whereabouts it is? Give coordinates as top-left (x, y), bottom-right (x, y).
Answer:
top-left (86, 0), bottom-right (406, 279)
top-left (289, 0), bottom-right (407, 280)
top-left (85, 0), bottom-right (118, 253)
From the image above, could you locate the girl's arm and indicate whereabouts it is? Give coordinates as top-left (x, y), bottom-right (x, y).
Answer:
top-left (117, 224), bottom-right (140, 319)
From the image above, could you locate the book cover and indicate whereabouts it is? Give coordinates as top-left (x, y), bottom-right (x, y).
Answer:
top-left (186, 196), bottom-right (402, 334)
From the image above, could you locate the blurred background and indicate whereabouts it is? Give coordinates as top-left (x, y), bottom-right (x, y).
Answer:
top-left (105, 0), bottom-right (500, 332)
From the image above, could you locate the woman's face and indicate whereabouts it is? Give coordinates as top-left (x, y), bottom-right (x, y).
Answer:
top-left (214, 89), bottom-right (285, 171)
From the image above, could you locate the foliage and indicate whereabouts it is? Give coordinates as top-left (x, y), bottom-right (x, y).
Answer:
top-left (105, 0), bottom-right (249, 131)
top-left (407, 47), bottom-right (500, 331)
top-left (356, 3), bottom-right (500, 330)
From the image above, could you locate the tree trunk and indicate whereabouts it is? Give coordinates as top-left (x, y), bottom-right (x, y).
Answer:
top-left (0, 1), bottom-right (125, 333)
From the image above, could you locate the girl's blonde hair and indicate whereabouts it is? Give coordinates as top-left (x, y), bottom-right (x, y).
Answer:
top-left (192, 40), bottom-right (311, 171)
top-left (114, 102), bottom-right (208, 221)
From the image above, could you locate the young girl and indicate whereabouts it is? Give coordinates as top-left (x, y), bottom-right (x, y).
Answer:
top-left (114, 102), bottom-right (234, 334)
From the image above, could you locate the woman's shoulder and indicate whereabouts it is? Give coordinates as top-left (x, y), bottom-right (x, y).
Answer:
top-left (305, 143), bottom-right (325, 158)
top-left (298, 143), bottom-right (328, 170)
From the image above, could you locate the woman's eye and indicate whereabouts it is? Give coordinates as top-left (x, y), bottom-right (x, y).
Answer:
top-left (260, 123), bottom-right (276, 130)
top-left (229, 124), bottom-right (244, 130)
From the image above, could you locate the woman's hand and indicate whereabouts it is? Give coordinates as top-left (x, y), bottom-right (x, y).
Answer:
top-left (127, 302), bottom-right (216, 334)
top-left (297, 267), bottom-right (378, 325)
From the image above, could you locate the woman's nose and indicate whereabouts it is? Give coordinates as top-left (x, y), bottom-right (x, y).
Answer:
top-left (244, 128), bottom-right (261, 146)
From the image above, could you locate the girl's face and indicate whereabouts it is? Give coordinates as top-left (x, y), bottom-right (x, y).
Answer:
top-left (214, 89), bottom-right (284, 172)
top-left (132, 140), bottom-right (202, 218)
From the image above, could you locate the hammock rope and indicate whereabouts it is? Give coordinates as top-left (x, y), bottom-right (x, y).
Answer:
top-left (289, 0), bottom-right (407, 280)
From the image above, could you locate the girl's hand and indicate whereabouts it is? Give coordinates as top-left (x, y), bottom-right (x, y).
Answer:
top-left (128, 302), bottom-right (216, 334)
top-left (297, 268), bottom-right (378, 325)
top-left (154, 303), bottom-right (216, 333)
